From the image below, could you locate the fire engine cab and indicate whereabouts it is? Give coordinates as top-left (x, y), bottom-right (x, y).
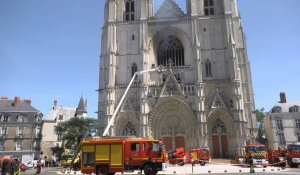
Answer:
top-left (80, 137), bottom-right (167, 175)
top-left (244, 144), bottom-right (268, 166)
top-left (286, 142), bottom-right (300, 168)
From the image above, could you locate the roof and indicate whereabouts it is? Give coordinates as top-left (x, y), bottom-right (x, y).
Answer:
top-left (76, 96), bottom-right (87, 116)
top-left (155, 0), bottom-right (184, 18)
top-left (0, 99), bottom-right (39, 113)
top-left (272, 102), bottom-right (300, 112)
top-left (47, 106), bottom-right (76, 120)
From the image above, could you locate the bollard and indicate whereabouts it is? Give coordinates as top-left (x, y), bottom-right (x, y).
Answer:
top-left (224, 170), bottom-right (227, 173)
top-left (271, 169), bottom-right (274, 171)
top-left (208, 170), bottom-right (211, 173)
top-left (263, 169), bottom-right (265, 171)
top-left (239, 170), bottom-right (242, 172)
top-left (173, 171), bottom-right (176, 174)
top-left (277, 168), bottom-right (280, 171)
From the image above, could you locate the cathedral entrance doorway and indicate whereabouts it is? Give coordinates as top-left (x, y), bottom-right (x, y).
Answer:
top-left (211, 119), bottom-right (228, 158)
top-left (150, 97), bottom-right (197, 151)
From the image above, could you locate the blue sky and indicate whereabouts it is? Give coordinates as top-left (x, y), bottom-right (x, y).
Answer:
top-left (0, 0), bottom-right (299, 118)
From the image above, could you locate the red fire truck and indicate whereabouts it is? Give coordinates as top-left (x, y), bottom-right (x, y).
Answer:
top-left (189, 148), bottom-right (211, 166)
top-left (168, 147), bottom-right (210, 166)
top-left (244, 144), bottom-right (269, 167)
top-left (286, 142), bottom-right (300, 168)
top-left (267, 147), bottom-right (286, 167)
top-left (80, 137), bottom-right (168, 175)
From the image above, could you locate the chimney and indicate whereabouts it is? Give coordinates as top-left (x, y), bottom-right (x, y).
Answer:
top-left (280, 92), bottom-right (286, 103)
top-left (54, 100), bottom-right (58, 110)
top-left (24, 99), bottom-right (32, 105)
top-left (1, 96), bottom-right (8, 100)
top-left (13, 96), bottom-right (21, 106)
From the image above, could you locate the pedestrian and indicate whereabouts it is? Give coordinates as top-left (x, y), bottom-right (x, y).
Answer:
top-left (9, 159), bottom-right (15, 175)
top-left (1, 159), bottom-right (9, 175)
top-left (34, 159), bottom-right (41, 175)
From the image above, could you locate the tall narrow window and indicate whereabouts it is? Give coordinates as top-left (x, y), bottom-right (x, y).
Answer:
top-left (125, 0), bottom-right (135, 21)
top-left (204, 0), bottom-right (214, 16)
top-left (1, 127), bottom-right (7, 137)
top-left (297, 132), bottom-right (300, 142)
top-left (3, 115), bottom-right (9, 122)
top-left (17, 127), bottom-right (24, 137)
top-left (58, 134), bottom-right (62, 142)
top-left (278, 133), bottom-right (286, 145)
top-left (295, 119), bottom-right (300, 129)
top-left (16, 141), bottom-right (22, 151)
top-left (276, 119), bottom-right (284, 130)
top-left (132, 63), bottom-right (137, 78)
top-left (205, 60), bottom-right (212, 77)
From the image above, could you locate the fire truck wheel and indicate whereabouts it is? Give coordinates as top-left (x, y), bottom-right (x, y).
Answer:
top-left (96, 166), bottom-right (108, 175)
top-left (144, 164), bottom-right (157, 175)
top-left (200, 161), bottom-right (205, 166)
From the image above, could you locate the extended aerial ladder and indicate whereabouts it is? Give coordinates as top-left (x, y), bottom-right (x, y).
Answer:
top-left (102, 65), bottom-right (165, 136)
top-left (68, 66), bottom-right (165, 171)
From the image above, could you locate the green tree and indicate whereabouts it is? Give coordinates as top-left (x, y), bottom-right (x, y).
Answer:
top-left (54, 117), bottom-right (97, 150)
top-left (256, 108), bottom-right (267, 144)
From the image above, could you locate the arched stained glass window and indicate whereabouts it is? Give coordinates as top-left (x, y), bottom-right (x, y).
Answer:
top-left (212, 119), bottom-right (227, 134)
top-left (122, 122), bottom-right (136, 136)
top-left (157, 36), bottom-right (184, 67)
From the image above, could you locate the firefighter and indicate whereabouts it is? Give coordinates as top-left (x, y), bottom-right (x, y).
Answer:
top-left (248, 155), bottom-right (254, 173)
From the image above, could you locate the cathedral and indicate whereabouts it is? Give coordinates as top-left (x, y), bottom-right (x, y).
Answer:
top-left (98, 0), bottom-right (257, 158)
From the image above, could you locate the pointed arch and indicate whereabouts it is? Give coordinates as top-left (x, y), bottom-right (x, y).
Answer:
top-left (122, 122), bottom-right (136, 136)
top-left (157, 35), bottom-right (184, 67)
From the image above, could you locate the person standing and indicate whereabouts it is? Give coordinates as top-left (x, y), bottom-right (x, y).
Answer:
top-left (1, 159), bottom-right (9, 175)
top-left (35, 159), bottom-right (41, 175)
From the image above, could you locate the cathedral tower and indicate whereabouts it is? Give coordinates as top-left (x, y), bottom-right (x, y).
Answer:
top-left (98, 0), bottom-right (257, 158)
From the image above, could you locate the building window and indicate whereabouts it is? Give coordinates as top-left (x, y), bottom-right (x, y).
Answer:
top-left (16, 141), bottom-right (22, 151)
top-left (17, 127), bottom-right (24, 137)
top-left (57, 134), bottom-right (62, 142)
top-left (205, 59), bottom-right (212, 77)
top-left (212, 119), bottom-right (227, 134)
top-left (125, 0), bottom-right (135, 21)
top-left (59, 115), bottom-right (63, 120)
top-left (289, 105), bottom-right (299, 112)
top-left (278, 132), bottom-right (286, 145)
top-left (297, 132), bottom-right (300, 142)
top-left (157, 35), bottom-right (184, 67)
top-left (1, 115), bottom-right (9, 122)
top-left (276, 119), bottom-right (284, 130)
top-left (175, 73), bottom-right (181, 84)
top-left (17, 115), bottom-right (24, 122)
top-left (1, 128), bottom-right (7, 137)
top-left (122, 122), bottom-right (136, 136)
top-left (296, 119), bottom-right (300, 130)
top-left (272, 106), bottom-right (282, 113)
top-left (131, 63), bottom-right (137, 78)
top-left (204, 0), bottom-right (214, 16)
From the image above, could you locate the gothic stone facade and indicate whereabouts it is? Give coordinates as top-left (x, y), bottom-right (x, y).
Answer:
top-left (98, 0), bottom-right (257, 158)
